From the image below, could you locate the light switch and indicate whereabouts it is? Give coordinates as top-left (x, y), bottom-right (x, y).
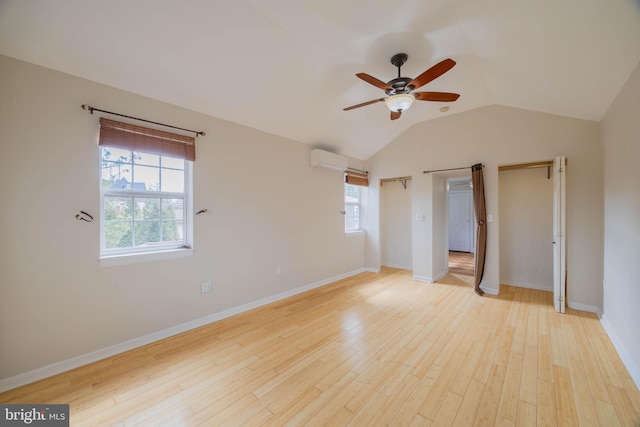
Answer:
top-left (487, 214), bottom-right (493, 222)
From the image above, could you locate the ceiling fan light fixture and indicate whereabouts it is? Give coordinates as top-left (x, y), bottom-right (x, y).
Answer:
top-left (384, 94), bottom-right (414, 112)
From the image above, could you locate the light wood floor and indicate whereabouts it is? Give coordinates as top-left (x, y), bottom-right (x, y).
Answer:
top-left (2, 268), bottom-right (639, 426)
top-left (449, 251), bottom-right (475, 276)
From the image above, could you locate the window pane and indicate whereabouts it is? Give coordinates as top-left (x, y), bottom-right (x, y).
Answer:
top-left (163, 221), bottom-right (183, 242)
top-left (134, 152), bottom-right (160, 167)
top-left (102, 161), bottom-right (133, 189)
top-left (135, 198), bottom-right (161, 220)
top-left (344, 183), bottom-right (361, 232)
top-left (135, 220), bottom-right (161, 246)
top-left (345, 204), bottom-right (360, 231)
top-left (132, 165), bottom-right (160, 192)
top-left (161, 168), bottom-right (184, 193)
top-left (105, 221), bottom-right (133, 249)
top-left (162, 156), bottom-right (184, 170)
top-left (163, 198), bottom-right (184, 220)
top-left (345, 184), bottom-right (360, 202)
top-left (101, 147), bottom-right (132, 164)
top-left (104, 196), bottom-right (133, 220)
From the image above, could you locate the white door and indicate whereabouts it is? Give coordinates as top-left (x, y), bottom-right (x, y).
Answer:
top-left (553, 156), bottom-right (567, 313)
top-left (448, 191), bottom-right (473, 252)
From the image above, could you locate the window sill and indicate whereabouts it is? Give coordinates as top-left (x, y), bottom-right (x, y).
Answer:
top-left (345, 230), bottom-right (366, 236)
top-left (100, 248), bottom-right (194, 267)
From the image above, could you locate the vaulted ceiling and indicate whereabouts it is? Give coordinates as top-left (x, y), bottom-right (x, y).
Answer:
top-left (1, 0), bottom-right (639, 160)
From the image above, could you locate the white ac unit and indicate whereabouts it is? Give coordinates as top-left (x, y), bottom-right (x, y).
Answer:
top-left (309, 149), bottom-right (348, 171)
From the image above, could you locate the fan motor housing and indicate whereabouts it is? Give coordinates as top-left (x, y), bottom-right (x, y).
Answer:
top-left (386, 77), bottom-right (413, 95)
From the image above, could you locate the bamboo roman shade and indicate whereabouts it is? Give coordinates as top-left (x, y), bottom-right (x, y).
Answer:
top-left (345, 170), bottom-right (369, 187)
top-left (99, 118), bottom-right (196, 161)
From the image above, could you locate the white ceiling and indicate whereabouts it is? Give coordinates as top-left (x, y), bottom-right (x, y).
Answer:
top-left (1, 0), bottom-right (639, 160)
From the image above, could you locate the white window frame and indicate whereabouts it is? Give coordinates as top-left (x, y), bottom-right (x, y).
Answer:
top-left (344, 183), bottom-right (362, 233)
top-left (99, 147), bottom-right (193, 265)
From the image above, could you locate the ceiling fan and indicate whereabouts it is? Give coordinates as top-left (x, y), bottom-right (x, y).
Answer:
top-left (344, 53), bottom-right (460, 120)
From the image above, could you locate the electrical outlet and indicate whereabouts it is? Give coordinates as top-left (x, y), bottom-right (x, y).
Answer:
top-left (276, 265), bottom-right (281, 275)
top-left (201, 281), bottom-right (212, 294)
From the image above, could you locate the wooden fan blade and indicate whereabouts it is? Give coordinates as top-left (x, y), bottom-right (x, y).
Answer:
top-left (414, 92), bottom-right (460, 102)
top-left (407, 58), bottom-right (456, 90)
top-left (356, 73), bottom-right (393, 91)
top-left (343, 98), bottom-right (385, 111)
top-left (390, 111), bottom-right (401, 120)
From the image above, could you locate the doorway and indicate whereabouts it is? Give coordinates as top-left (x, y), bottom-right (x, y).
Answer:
top-left (447, 177), bottom-right (474, 275)
top-left (498, 157), bottom-right (567, 312)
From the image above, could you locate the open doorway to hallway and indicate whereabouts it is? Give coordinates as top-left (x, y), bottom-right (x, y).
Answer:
top-left (447, 177), bottom-right (475, 276)
top-left (448, 251), bottom-right (474, 276)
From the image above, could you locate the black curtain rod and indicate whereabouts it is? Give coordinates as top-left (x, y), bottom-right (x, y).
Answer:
top-left (82, 104), bottom-right (206, 137)
top-left (347, 167), bottom-right (368, 174)
top-left (422, 164), bottom-right (483, 174)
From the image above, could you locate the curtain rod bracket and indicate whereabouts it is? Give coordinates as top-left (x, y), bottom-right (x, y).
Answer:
top-left (82, 104), bottom-right (206, 137)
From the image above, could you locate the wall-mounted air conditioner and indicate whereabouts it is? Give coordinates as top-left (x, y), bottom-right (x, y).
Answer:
top-left (309, 149), bottom-right (348, 171)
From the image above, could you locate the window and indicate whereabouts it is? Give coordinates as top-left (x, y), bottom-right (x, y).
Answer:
top-left (98, 118), bottom-right (195, 260)
top-left (344, 183), bottom-right (361, 232)
top-left (344, 169), bottom-right (368, 233)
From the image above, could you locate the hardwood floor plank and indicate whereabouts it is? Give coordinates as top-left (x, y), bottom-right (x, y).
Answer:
top-left (594, 399), bottom-right (621, 427)
top-left (519, 344), bottom-right (538, 406)
top-left (417, 351), bottom-right (466, 420)
top-left (431, 390), bottom-right (464, 426)
top-left (566, 358), bottom-right (599, 426)
top-left (537, 334), bottom-right (554, 384)
top-left (497, 351), bottom-right (524, 423)
top-left (452, 378), bottom-right (485, 426)
top-left (516, 400), bottom-right (537, 427)
top-left (536, 379), bottom-right (557, 427)
top-left (390, 371), bottom-right (438, 425)
top-left (377, 372), bottom-right (420, 424)
top-left (0, 271), bottom-right (637, 426)
top-left (474, 363), bottom-right (507, 426)
top-left (287, 371), bottom-right (359, 426)
top-left (607, 383), bottom-right (640, 427)
top-left (553, 365), bottom-right (579, 426)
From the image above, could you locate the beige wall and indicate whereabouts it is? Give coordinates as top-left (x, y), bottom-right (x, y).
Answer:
top-left (366, 104), bottom-right (603, 301)
top-left (0, 55), bottom-right (366, 382)
top-left (380, 180), bottom-right (412, 270)
top-left (499, 167), bottom-right (554, 291)
top-left (601, 61), bottom-right (640, 383)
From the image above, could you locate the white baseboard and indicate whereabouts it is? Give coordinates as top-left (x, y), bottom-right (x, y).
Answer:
top-left (413, 270), bottom-right (466, 284)
top-left (480, 285), bottom-right (500, 296)
top-left (501, 279), bottom-right (553, 292)
top-left (0, 268), bottom-right (367, 393)
top-left (432, 270), bottom-right (447, 282)
top-left (600, 314), bottom-right (640, 390)
top-left (364, 267), bottom-right (380, 273)
top-left (567, 301), bottom-right (601, 314)
top-left (381, 263), bottom-right (412, 271)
